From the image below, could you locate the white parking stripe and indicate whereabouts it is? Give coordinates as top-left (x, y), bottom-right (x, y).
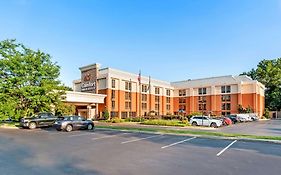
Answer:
top-left (92, 133), bottom-right (128, 141)
top-left (121, 135), bottom-right (163, 144)
top-left (216, 140), bottom-right (237, 157)
top-left (68, 132), bottom-right (96, 137)
top-left (161, 137), bottom-right (197, 149)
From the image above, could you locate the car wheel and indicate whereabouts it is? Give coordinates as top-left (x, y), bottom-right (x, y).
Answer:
top-left (210, 122), bottom-right (218, 128)
top-left (56, 128), bottom-right (62, 131)
top-left (87, 124), bottom-right (94, 130)
top-left (29, 122), bottom-right (37, 129)
top-left (192, 122), bottom-right (197, 126)
top-left (65, 125), bottom-right (73, 132)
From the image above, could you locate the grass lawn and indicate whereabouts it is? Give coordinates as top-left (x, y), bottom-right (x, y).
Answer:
top-left (96, 125), bottom-right (281, 141)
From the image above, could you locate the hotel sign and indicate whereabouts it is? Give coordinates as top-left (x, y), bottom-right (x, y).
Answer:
top-left (80, 64), bottom-right (99, 93)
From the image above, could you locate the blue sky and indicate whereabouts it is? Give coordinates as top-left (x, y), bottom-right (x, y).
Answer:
top-left (1, 0), bottom-right (281, 87)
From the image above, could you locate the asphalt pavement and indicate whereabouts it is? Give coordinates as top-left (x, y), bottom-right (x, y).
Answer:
top-left (0, 127), bottom-right (281, 175)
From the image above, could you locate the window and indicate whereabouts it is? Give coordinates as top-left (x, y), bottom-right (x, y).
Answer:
top-left (221, 86), bottom-right (231, 93)
top-left (142, 103), bottom-right (147, 110)
top-left (179, 89), bottom-right (186, 96)
top-left (155, 96), bottom-right (160, 103)
top-left (142, 94), bottom-right (147, 101)
top-left (166, 97), bottom-right (171, 103)
top-left (199, 104), bottom-right (207, 110)
top-left (221, 95), bottom-right (231, 102)
top-left (198, 96), bottom-right (206, 103)
top-left (222, 112), bottom-right (231, 116)
top-left (166, 89), bottom-right (171, 96)
top-left (125, 81), bottom-right (132, 91)
top-left (125, 92), bottom-right (131, 100)
top-left (121, 112), bottom-right (127, 119)
top-left (199, 88), bottom-right (207, 95)
top-left (179, 105), bottom-right (186, 110)
top-left (155, 87), bottom-right (160, 94)
top-left (222, 103), bottom-right (231, 110)
top-left (125, 102), bottom-right (131, 109)
top-left (111, 90), bottom-right (116, 99)
top-left (111, 101), bottom-right (115, 109)
top-left (166, 104), bottom-right (171, 111)
top-left (142, 85), bottom-right (148, 92)
top-left (179, 98), bottom-right (185, 103)
top-left (155, 104), bottom-right (160, 110)
top-left (112, 79), bottom-right (116, 88)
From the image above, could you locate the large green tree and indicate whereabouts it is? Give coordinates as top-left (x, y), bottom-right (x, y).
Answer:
top-left (0, 39), bottom-right (70, 120)
top-left (241, 58), bottom-right (281, 111)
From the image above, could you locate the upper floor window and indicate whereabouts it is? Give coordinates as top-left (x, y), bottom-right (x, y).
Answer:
top-left (221, 85), bottom-right (231, 93)
top-left (142, 85), bottom-right (148, 92)
top-left (125, 81), bottom-right (132, 91)
top-left (221, 95), bottom-right (231, 102)
top-left (142, 94), bottom-right (147, 101)
top-left (179, 89), bottom-right (186, 96)
top-left (111, 90), bottom-right (116, 99)
top-left (198, 88), bottom-right (207, 95)
top-left (198, 96), bottom-right (207, 103)
top-left (166, 97), bottom-right (171, 104)
top-left (112, 79), bottom-right (116, 88)
top-left (166, 89), bottom-right (171, 96)
top-left (125, 92), bottom-right (131, 100)
top-left (155, 87), bottom-right (160, 95)
top-left (179, 98), bottom-right (185, 103)
top-left (155, 96), bottom-right (160, 103)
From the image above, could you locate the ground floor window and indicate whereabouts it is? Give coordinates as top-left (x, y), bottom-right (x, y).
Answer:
top-left (121, 112), bottom-right (128, 119)
top-left (111, 111), bottom-right (118, 118)
top-left (222, 112), bottom-right (231, 116)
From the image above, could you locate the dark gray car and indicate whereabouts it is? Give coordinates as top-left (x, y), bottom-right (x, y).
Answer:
top-left (53, 116), bottom-right (95, 132)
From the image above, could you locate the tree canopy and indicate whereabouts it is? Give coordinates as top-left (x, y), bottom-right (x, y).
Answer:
top-left (0, 39), bottom-right (72, 120)
top-left (241, 58), bottom-right (281, 111)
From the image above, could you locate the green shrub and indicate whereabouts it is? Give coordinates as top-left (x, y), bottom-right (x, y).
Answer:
top-left (111, 118), bottom-right (125, 123)
top-left (263, 108), bottom-right (270, 119)
top-left (124, 117), bottom-right (143, 122)
top-left (141, 119), bottom-right (190, 127)
top-left (103, 109), bottom-right (110, 120)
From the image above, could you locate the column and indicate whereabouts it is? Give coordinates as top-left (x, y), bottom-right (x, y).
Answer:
top-left (87, 105), bottom-right (92, 119)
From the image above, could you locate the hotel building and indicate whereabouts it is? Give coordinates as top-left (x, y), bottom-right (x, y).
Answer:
top-left (70, 63), bottom-right (265, 119)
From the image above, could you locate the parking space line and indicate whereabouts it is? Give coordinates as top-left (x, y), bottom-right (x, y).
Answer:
top-left (161, 137), bottom-right (197, 149)
top-left (68, 132), bottom-right (96, 137)
top-left (92, 133), bottom-right (128, 141)
top-left (121, 134), bottom-right (163, 144)
top-left (216, 140), bottom-right (237, 157)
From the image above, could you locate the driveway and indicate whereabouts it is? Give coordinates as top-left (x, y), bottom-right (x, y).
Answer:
top-left (0, 128), bottom-right (281, 175)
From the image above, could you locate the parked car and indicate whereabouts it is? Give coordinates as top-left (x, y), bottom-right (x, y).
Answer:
top-left (190, 116), bottom-right (223, 128)
top-left (20, 112), bottom-right (59, 129)
top-left (227, 114), bottom-right (239, 124)
top-left (236, 114), bottom-right (252, 122)
top-left (249, 113), bottom-right (259, 121)
top-left (53, 115), bottom-right (94, 132)
top-left (222, 117), bottom-right (233, 125)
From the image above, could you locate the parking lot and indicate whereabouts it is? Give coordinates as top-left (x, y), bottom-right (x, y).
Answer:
top-left (218, 119), bottom-right (281, 136)
top-left (1, 128), bottom-right (281, 175)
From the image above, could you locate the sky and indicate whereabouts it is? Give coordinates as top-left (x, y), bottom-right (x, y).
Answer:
top-left (1, 0), bottom-right (281, 87)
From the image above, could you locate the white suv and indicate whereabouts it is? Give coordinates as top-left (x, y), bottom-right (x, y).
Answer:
top-left (190, 116), bottom-right (223, 128)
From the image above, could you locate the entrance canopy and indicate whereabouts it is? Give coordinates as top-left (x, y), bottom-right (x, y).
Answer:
top-left (63, 91), bottom-right (106, 104)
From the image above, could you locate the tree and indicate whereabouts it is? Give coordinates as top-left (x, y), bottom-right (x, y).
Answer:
top-left (241, 58), bottom-right (281, 111)
top-left (0, 39), bottom-right (69, 120)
